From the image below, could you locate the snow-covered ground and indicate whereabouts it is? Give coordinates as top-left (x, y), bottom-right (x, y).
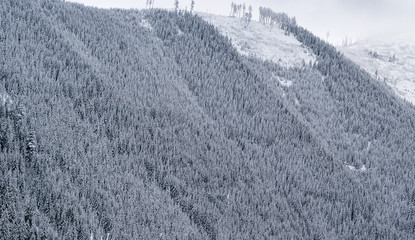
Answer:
top-left (340, 39), bottom-right (415, 105)
top-left (139, 18), bottom-right (152, 31)
top-left (0, 92), bottom-right (13, 114)
top-left (199, 13), bottom-right (316, 68)
top-left (344, 162), bottom-right (367, 173)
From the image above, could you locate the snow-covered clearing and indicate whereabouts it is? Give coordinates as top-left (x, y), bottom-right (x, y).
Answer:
top-left (199, 13), bottom-right (316, 68)
top-left (340, 38), bottom-right (415, 105)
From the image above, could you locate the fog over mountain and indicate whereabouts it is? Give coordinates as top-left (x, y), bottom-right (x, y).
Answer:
top-left (69, 0), bottom-right (415, 43)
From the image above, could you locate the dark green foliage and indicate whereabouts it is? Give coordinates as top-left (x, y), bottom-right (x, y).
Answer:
top-left (1, 0), bottom-right (415, 239)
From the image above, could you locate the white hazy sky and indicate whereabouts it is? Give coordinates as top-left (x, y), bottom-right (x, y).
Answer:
top-left (68, 0), bottom-right (415, 44)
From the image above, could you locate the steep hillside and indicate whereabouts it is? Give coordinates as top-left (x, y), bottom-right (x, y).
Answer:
top-left (340, 39), bottom-right (415, 104)
top-left (242, 10), bottom-right (415, 238)
top-left (1, 1), bottom-right (415, 239)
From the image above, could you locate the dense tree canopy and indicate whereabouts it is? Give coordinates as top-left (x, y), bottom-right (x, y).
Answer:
top-left (1, 0), bottom-right (414, 239)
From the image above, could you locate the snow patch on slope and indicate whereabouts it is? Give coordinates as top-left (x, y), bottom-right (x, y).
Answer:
top-left (0, 92), bottom-right (13, 114)
top-left (0, 93), bottom-right (12, 106)
top-left (139, 18), bottom-right (153, 31)
top-left (340, 39), bottom-right (415, 105)
top-left (345, 163), bottom-right (367, 172)
top-left (199, 13), bottom-right (316, 68)
top-left (279, 79), bottom-right (293, 87)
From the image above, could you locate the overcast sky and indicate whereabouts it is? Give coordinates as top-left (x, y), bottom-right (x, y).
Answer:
top-left (68, 0), bottom-right (415, 44)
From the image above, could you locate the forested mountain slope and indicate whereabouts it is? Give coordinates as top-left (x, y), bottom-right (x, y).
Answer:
top-left (1, 0), bottom-right (415, 239)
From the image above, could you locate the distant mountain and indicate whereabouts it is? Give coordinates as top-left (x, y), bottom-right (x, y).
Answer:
top-left (340, 38), bottom-right (415, 105)
top-left (1, 0), bottom-right (415, 239)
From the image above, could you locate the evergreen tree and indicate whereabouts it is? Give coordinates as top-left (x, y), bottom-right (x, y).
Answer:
top-left (190, 0), bottom-right (195, 13)
top-left (174, 0), bottom-right (179, 12)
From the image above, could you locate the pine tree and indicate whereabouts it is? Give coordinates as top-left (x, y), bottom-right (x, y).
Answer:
top-left (247, 5), bottom-right (252, 25)
top-left (190, 0), bottom-right (195, 13)
top-left (174, 0), bottom-right (179, 12)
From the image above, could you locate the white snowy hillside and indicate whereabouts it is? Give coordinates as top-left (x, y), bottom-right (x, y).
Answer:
top-left (340, 39), bottom-right (415, 105)
top-left (199, 13), bottom-right (316, 68)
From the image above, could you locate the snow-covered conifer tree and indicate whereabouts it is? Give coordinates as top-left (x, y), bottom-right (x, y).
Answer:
top-left (174, 0), bottom-right (179, 12)
top-left (190, 0), bottom-right (195, 13)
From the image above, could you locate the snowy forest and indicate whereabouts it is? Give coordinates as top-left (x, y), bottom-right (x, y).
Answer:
top-left (1, 0), bottom-right (415, 239)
